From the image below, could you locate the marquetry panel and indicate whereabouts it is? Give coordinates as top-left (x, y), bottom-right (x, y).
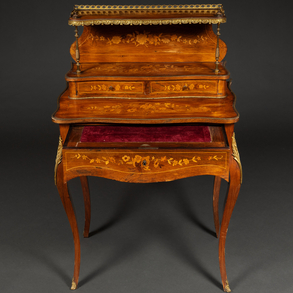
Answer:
top-left (150, 80), bottom-right (217, 95)
top-left (63, 149), bottom-right (229, 182)
top-left (70, 24), bottom-right (227, 63)
top-left (76, 81), bottom-right (144, 96)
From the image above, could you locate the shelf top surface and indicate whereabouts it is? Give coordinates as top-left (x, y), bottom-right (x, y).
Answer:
top-left (66, 62), bottom-right (229, 80)
top-left (68, 4), bottom-right (226, 26)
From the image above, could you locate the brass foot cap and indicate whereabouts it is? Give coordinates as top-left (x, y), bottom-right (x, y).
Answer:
top-left (224, 280), bottom-right (231, 292)
top-left (71, 279), bottom-right (77, 290)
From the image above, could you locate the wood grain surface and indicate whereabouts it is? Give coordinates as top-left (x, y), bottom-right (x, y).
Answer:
top-left (70, 25), bottom-right (227, 63)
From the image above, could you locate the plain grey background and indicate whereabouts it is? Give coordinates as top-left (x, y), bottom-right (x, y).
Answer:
top-left (1, 0), bottom-right (292, 292)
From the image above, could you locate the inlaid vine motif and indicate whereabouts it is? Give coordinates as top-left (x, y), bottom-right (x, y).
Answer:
top-left (162, 83), bottom-right (210, 92)
top-left (208, 155), bottom-right (223, 161)
top-left (90, 63), bottom-right (205, 74)
top-left (82, 31), bottom-right (207, 47)
top-left (73, 153), bottom-right (202, 171)
top-left (85, 102), bottom-right (203, 115)
top-left (90, 84), bottom-right (136, 91)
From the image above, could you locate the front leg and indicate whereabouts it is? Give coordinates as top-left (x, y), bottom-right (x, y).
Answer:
top-left (56, 161), bottom-right (81, 290)
top-left (80, 176), bottom-right (91, 238)
top-left (219, 132), bottom-right (242, 292)
top-left (213, 176), bottom-right (221, 238)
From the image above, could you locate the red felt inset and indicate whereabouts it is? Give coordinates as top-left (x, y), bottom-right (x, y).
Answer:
top-left (80, 125), bottom-right (211, 143)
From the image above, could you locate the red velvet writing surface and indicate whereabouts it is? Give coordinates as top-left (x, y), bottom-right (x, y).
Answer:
top-left (80, 125), bottom-right (211, 143)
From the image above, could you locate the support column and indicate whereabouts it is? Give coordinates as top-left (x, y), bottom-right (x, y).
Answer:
top-left (215, 23), bottom-right (220, 74)
top-left (75, 26), bottom-right (81, 74)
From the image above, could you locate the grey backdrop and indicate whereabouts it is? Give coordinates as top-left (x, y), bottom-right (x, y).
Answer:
top-left (1, 0), bottom-right (292, 292)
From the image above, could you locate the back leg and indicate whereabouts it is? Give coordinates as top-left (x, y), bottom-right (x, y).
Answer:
top-left (56, 162), bottom-right (81, 289)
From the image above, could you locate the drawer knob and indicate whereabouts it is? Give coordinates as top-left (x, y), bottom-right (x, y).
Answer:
top-left (109, 86), bottom-right (115, 91)
top-left (182, 85), bottom-right (188, 90)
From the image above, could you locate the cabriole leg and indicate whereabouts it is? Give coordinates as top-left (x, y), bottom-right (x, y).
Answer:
top-left (213, 176), bottom-right (221, 238)
top-left (80, 176), bottom-right (91, 238)
top-left (56, 161), bottom-right (81, 290)
top-left (218, 153), bottom-right (241, 292)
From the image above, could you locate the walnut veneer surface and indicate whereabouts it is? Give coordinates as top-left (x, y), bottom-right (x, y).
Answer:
top-left (52, 4), bottom-right (242, 292)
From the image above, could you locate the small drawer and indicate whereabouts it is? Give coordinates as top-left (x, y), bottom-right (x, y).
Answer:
top-left (150, 80), bottom-right (218, 95)
top-left (65, 150), bottom-right (228, 171)
top-left (76, 81), bottom-right (144, 96)
top-left (63, 149), bottom-right (229, 183)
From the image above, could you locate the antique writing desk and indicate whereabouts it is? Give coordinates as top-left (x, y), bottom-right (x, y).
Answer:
top-left (52, 4), bottom-right (242, 292)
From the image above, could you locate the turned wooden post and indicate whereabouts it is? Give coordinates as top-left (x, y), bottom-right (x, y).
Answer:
top-left (215, 23), bottom-right (221, 74)
top-left (75, 26), bottom-right (81, 74)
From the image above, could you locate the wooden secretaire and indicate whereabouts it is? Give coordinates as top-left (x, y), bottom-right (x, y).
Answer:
top-left (52, 4), bottom-right (242, 292)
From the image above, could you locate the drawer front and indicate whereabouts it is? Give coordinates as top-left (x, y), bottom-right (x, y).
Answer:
top-left (77, 81), bottom-right (144, 96)
top-left (150, 80), bottom-right (218, 95)
top-left (63, 149), bottom-right (229, 183)
top-left (70, 80), bottom-right (224, 98)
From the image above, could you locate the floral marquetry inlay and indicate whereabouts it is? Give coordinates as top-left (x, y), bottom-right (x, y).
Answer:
top-left (67, 152), bottom-right (227, 173)
top-left (77, 82), bottom-right (143, 94)
top-left (72, 153), bottom-right (202, 171)
top-left (81, 31), bottom-right (208, 48)
top-left (82, 63), bottom-right (212, 76)
top-left (151, 81), bottom-right (217, 94)
top-left (84, 102), bottom-right (208, 115)
top-left (90, 84), bottom-right (135, 91)
top-left (164, 83), bottom-right (209, 91)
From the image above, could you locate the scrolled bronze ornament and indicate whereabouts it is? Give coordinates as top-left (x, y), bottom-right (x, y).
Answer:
top-left (232, 132), bottom-right (243, 184)
top-left (54, 136), bottom-right (63, 185)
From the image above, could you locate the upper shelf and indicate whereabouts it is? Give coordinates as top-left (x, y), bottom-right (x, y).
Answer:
top-left (68, 4), bottom-right (226, 26)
